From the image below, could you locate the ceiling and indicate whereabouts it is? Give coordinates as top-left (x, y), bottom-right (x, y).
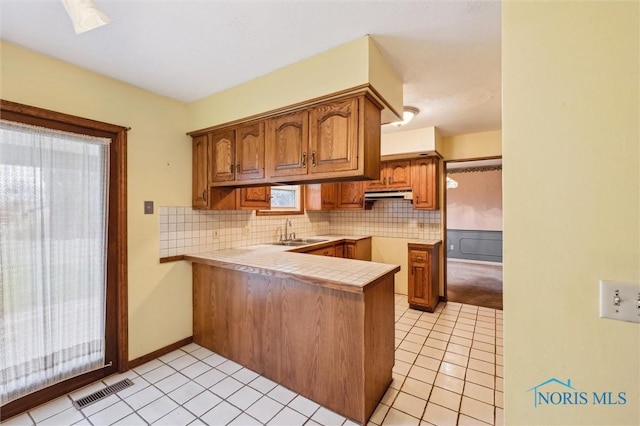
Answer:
top-left (0, 1), bottom-right (501, 137)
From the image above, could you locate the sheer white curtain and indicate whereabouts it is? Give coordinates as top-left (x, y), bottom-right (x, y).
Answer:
top-left (0, 120), bottom-right (109, 404)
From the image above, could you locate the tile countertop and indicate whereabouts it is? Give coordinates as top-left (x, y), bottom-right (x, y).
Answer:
top-left (183, 235), bottom-right (401, 293)
top-left (409, 239), bottom-right (443, 246)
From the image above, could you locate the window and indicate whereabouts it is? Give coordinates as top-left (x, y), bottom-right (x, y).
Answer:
top-left (257, 185), bottom-right (304, 216)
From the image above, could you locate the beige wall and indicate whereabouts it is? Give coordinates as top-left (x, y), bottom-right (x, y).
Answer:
top-left (187, 35), bottom-right (402, 132)
top-left (442, 130), bottom-right (501, 161)
top-left (503, 2), bottom-right (639, 425)
top-left (1, 41), bottom-right (194, 360)
top-left (446, 170), bottom-right (502, 231)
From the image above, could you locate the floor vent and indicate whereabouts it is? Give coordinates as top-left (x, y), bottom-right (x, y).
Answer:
top-left (72, 379), bottom-right (134, 410)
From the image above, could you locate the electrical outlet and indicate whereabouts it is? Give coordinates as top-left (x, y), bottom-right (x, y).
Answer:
top-left (242, 226), bottom-right (250, 237)
top-left (144, 201), bottom-right (153, 214)
top-left (599, 280), bottom-right (640, 323)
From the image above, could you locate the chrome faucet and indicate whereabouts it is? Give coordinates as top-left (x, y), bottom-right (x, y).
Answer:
top-left (283, 218), bottom-right (292, 241)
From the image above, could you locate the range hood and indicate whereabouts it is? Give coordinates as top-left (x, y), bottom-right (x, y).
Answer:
top-left (364, 190), bottom-right (414, 200)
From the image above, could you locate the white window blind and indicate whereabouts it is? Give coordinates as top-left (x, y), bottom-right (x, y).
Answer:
top-left (0, 119), bottom-right (110, 404)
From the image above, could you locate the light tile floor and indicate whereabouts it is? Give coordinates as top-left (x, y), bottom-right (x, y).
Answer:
top-left (3, 295), bottom-right (503, 426)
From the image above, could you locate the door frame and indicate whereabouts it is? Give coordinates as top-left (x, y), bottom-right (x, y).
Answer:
top-left (0, 100), bottom-right (128, 420)
top-left (442, 155), bottom-right (502, 302)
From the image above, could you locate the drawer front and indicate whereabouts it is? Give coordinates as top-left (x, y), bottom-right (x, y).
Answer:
top-left (409, 249), bottom-right (427, 264)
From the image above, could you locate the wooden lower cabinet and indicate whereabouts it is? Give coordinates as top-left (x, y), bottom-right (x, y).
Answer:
top-left (295, 238), bottom-right (372, 261)
top-left (305, 245), bottom-right (335, 257)
top-left (407, 242), bottom-right (441, 312)
top-left (192, 263), bottom-right (395, 424)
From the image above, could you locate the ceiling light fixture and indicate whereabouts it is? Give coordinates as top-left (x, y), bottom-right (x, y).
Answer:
top-left (62, 0), bottom-right (110, 35)
top-left (390, 106), bottom-right (419, 127)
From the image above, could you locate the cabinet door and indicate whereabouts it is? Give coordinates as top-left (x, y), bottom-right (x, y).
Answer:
top-left (321, 183), bottom-right (338, 209)
top-left (238, 187), bottom-right (271, 210)
top-left (408, 250), bottom-right (430, 307)
top-left (337, 182), bottom-right (364, 210)
top-left (411, 157), bottom-right (439, 210)
top-left (305, 245), bottom-right (335, 257)
top-left (236, 122), bottom-right (265, 181)
top-left (386, 160), bottom-right (412, 189)
top-left (334, 243), bottom-right (344, 258)
top-left (192, 135), bottom-right (209, 209)
top-left (309, 97), bottom-right (358, 174)
top-left (344, 242), bottom-right (356, 259)
top-left (210, 130), bottom-right (236, 183)
top-left (365, 164), bottom-right (387, 190)
top-left (269, 111), bottom-right (308, 177)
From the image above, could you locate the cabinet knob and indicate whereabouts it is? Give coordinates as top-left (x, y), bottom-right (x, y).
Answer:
top-left (302, 152), bottom-right (307, 168)
top-left (230, 164), bottom-right (234, 174)
top-left (311, 151), bottom-right (316, 167)
top-left (236, 163), bottom-right (240, 174)
top-left (382, 177), bottom-right (386, 185)
top-left (202, 189), bottom-right (207, 202)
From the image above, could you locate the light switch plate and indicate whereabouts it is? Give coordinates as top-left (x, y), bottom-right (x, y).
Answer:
top-left (599, 280), bottom-right (640, 323)
top-left (144, 201), bottom-right (154, 215)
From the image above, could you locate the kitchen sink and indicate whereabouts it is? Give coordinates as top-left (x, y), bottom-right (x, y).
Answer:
top-left (271, 238), bottom-right (329, 247)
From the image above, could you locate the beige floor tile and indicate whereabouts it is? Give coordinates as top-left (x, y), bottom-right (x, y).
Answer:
top-left (429, 387), bottom-right (462, 411)
top-left (439, 315), bottom-right (458, 323)
top-left (471, 341), bottom-right (495, 353)
top-left (457, 414), bottom-right (491, 425)
top-left (469, 349), bottom-right (495, 364)
top-left (404, 311), bottom-right (422, 319)
top-left (446, 343), bottom-right (470, 357)
top-left (404, 333), bottom-right (428, 345)
top-left (452, 329), bottom-right (474, 340)
top-left (396, 323), bottom-right (412, 332)
top-left (457, 316), bottom-right (476, 324)
top-left (496, 354), bottom-right (503, 366)
top-left (411, 327), bottom-right (431, 337)
top-left (467, 358), bottom-right (495, 375)
top-left (381, 387), bottom-right (399, 406)
top-left (463, 382), bottom-right (494, 405)
top-left (393, 360), bottom-right (412, 376)
top-left (393, 391), bottom-right (428, 419)
top-left (495, 377), bottom-right (503, 392)
top-left (495, 390), bottom-right (503, 408)
top-left (382, 408), bottom-right (420, 426)
top-left (408, 365), bottom-right (437, 384)
top-left (396, 349), bottom-right (419, 364)
top-left (472, 334), bottom-right (495, 345)
top-left (396, 331), bottom-right (408, 340)
top-left (438, 362), bottom-right (466, 380)
top-left (420, 346), bottom-right (445, 360)
top-left (496, 364), bottom-right (503, 378)
top-left (432, 325), bottom-right (454, 334)
top-left (465, 369), bottom-right (494, 389)
top-left (459, 396), bottom-right (494, 425)
top-left (434, 373), bottom-right (464, 394)
top-left (474, 327), bottom-right (496, 337)
top-left (496, 337), bottom-right (503, 347)
top-left (496, 345), bottom-right (503, 356)
top-left (390, 372), bottom-right (406, 390)
top-left (369, 403), bottom-right (390, 425)
top-left (401, 377), bottom-right (433, 400)
top-left (448, 335), bottom-right (472, 347)
top-left (443, 352), bottom-right (468, 367)
top-left (399, 317), bottom-right (418, 326)
top-left (436, 318), bottom-right (456, 328)
top-left (495, 407), bottom-right (504, 426)
top-left (455, 322), bottom-right (475, 332)
top-left (425, 338), bottom-right (448, 351)
top-left (415, 355), bottom-right (442, 372)
top-left (429, 331), bottom-right (451, 342)
top-left (422, 402), bottom-right (458, 426)
top-left (399, 341), bottom-right (424, 354)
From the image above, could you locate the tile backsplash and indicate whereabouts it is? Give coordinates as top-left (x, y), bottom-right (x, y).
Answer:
top-left (158, 200), bottom-right (441, 258)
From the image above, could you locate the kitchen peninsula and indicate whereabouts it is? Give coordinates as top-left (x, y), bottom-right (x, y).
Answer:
top-left (184, 236), bottom-right (400, 425)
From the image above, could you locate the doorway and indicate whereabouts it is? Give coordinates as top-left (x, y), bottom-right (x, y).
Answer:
top-left (444, 158), bottom-right (503, 310)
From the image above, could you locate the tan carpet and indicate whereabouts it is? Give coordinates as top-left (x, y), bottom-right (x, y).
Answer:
top-left (447, 259), bottom-right (503, 310)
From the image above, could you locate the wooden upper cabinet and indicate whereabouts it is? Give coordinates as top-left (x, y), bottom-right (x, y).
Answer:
top-left (210, 130), bottom-right (235, 184)
top-left (337, 181), bottom-right (365, 210)
top-left (192, 134), bottom-right (209, 209)
top-left (238, 186), bottom-right (271, 209)
top-left (268, 111), bottom-right (308, 178)
top-left (365, 160), bottom-right (411, 191)
top-left (305, 183), bottom-right (338, 211)
top-left (411, 157), bottom-right (439, 210)
top-left (309, 97), bottom-right (359, 175)
top-left (236, 122), bottom-right (265, 181)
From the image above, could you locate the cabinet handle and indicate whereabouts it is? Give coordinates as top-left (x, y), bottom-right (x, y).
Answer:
top-left (236, 163), bottom-right (240, 174)
top-left (230, 164), bottom-right (234, 174)
top-left (302, 152), bottom-right (307, 168)
top-left (311, 151), bottom-right (316, 167)
top-left (389, 177), bottom-right (393, 184)
top-left (382, 177), bottom-right (386, 185)
top-left (202, 189), bottom-right (207, 202)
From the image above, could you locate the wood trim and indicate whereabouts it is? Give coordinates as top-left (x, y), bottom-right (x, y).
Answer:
top-left (256, 186), bottom-right (305, 216)
top-left (0, 100), bottom-right (128, 419)
top-left (187, 85), bottom-right (387, 136)
top-left (159, 255), bottom-right (186, 263)
top-left (127, 337), bottom-right (194, 370)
